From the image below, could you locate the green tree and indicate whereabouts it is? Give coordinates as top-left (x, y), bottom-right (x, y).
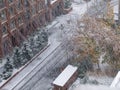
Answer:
top-left (21, 44), bottom-right (31, 65)
top-left (3, 58), bottom-right (13, 80)
top-left (4, 58), bottom-right (13, 72)
top-left (13, 48), bottom-right (22, 69)
top-left (36, 35), bottom-right (43, 49)
top-left (41, 30), bottom-right (48, 42)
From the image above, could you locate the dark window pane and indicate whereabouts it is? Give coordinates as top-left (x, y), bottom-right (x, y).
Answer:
top-left (0, 0), bottom-right (5, 8)
top-left (0, 10), bottom-right (7, 21)
top-left (10, 19), bottom-right (16, 29)
top-left (2, 24), bottom-right (8, 35)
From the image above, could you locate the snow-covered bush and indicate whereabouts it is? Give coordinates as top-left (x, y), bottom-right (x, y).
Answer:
top-left (41, 30), bottom-right (48, 42)
top-left (35, 35), bottom-right (44, 49)
top-left (0, 28), bottom-right (48, 81)
top-left (13, 47), bottom-right (22, 69)
top-left (2, 58), bottom-right (13, 80)
top-left (11, 29), bottom-right (48, 67)
top-left (82, 75), bottom-right (89, 84)
top-left (88, 79), bottom-right (99, 85)
top-left (21, 43), bottom-right (32, 65)
top-left (64, 0), bottom-right (72, 9)
top-left (78, 57), bottom-right (93, 78)
top-left (29, 38), bottom-right (35, 51)
top-left (79, 75), bottom-right (99, 85)
top-left (3, 58), bottom-right (13, 73)
top-left (29, 30), bottom-right (48, 54)
top-left (0, 74), bottom-right (2, 82)
top-left (3, 71), bottom-right (12, 80)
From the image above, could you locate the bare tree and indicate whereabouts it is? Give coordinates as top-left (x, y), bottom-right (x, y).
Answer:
top-left (72, 14), bottom-right (120, 72)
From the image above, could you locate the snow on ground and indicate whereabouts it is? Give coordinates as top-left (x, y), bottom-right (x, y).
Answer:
top-left (47, 0), bottom-right (96, 43)
top-left (71, 84), bottom-right (119, 90)
top-left (56, 1), bottom-right (89, 23)
top-left (88, 75), bottom-right (113, 86)
top-left (69, 76), bottom-right (115, 90)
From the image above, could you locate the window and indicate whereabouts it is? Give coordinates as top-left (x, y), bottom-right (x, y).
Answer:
top-left (8, 0), bottom-right (13, 4)
top-left (0, 0), bottom-right (5, 8)
top-left (38, 2), bottom-right (42, 11)
top-left (24, 0), bottom-right (30, 7)
top-left (18, 16), bottom-right (23, 25)
top-left (31, 5), bottom-right (36, 15)
top-left (2, 24), bottom-right (8, 35)
top-left (26, 23), bottom-right (31, 31)
top-left (45, 0), bottom-right (48, 5)
top-left (11, 36), bottom-right (16, 47)
top-left (16, 0), bottom-right (22, 11)
top-left (20, 28), bottom-right (24, 35)
top-left (9, 6), bottom-right (15, 17)
top-left (3, 41), bottom-right (9, 55)
top-left (24, 10), bottom-right (31, 20)
top-left (10, 19), bottom-right (16, 29)
top-left (30, 0), bottom-right (35, 3)
top-left (0, 10), bottom-right (7, 21)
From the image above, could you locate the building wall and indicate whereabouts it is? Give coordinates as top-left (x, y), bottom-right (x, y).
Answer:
top-left (0, 0), bottom-right (65, 57)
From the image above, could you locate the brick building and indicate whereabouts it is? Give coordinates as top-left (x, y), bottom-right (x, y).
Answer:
top-left (0, 0), bottom-right (68, 57)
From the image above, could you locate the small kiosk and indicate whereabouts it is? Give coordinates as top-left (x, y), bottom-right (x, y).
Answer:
top-left (52, 65), bottom-right (78, 90)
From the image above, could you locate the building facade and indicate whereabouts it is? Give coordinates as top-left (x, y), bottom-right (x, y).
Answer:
top-left (0, 0), bottom-right (67, 57)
